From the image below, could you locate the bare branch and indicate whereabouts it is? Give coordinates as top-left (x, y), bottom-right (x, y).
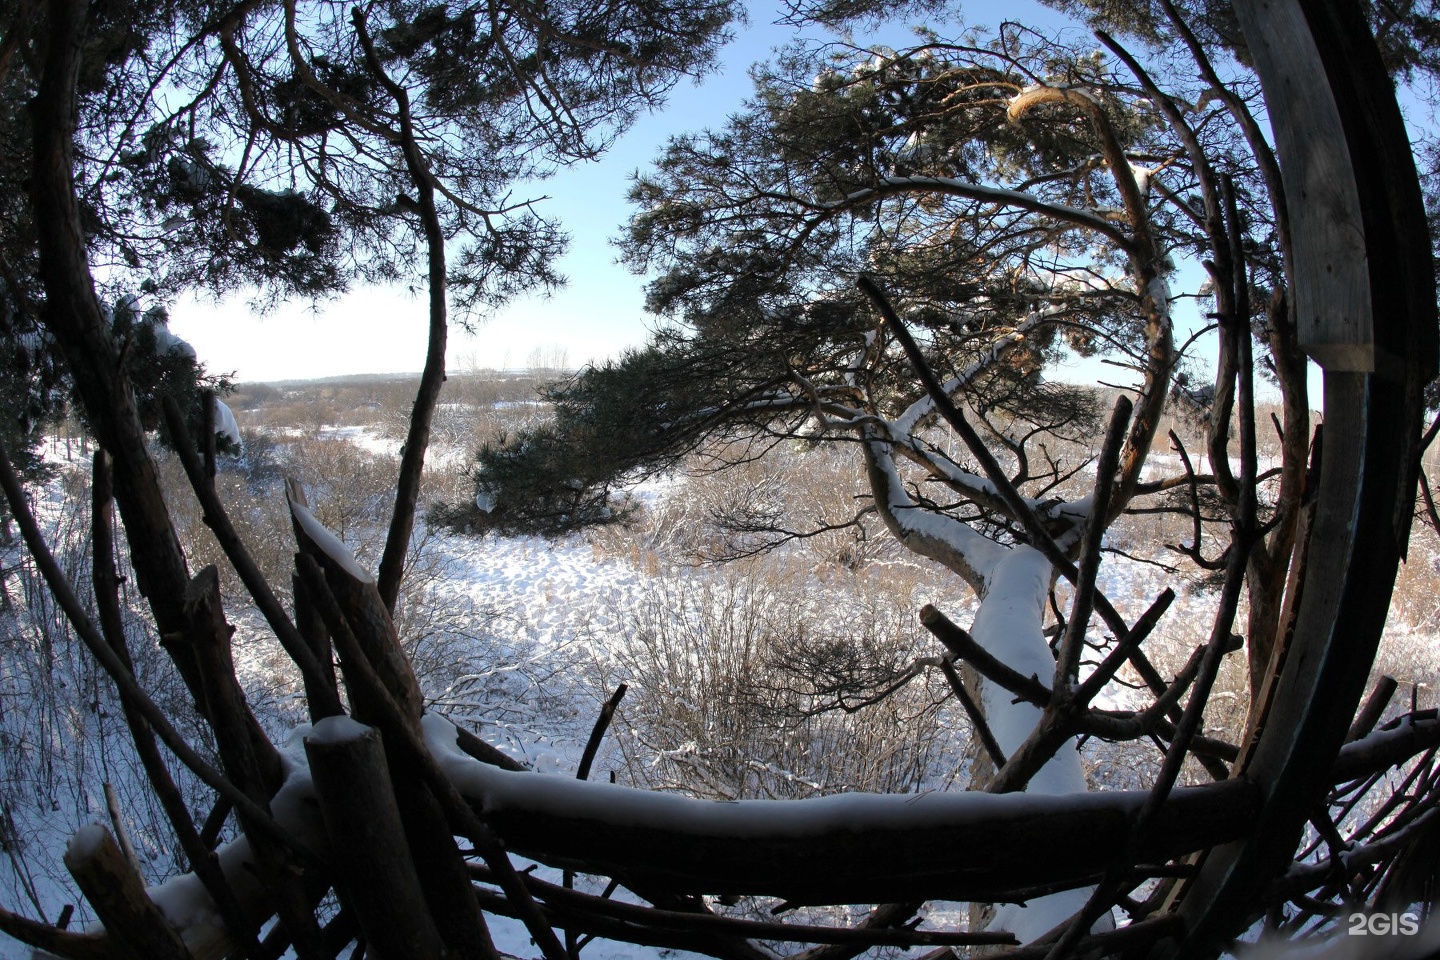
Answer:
top-left (161, 396), bottom-right (343, 720)
top-left (0, 438), bottom-right (317, 865)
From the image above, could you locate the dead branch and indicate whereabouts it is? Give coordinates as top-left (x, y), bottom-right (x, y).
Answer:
top-left (784, 902), bottom-right (927, 960)
top-left (1053, 396), bottom-right (1133, 691)
top-left (160, 396), bottom-right (342, 720)
top-left (470, 868), bottom-right (1011, 950)
top-left (567, 682), bottom-right (630, 955)
top-left (181, 568), bottom-right (329, 960)
top-left (1332, 712), bottom-right (1440, 783)
top-left (921, 606), bottom-right (1053, 706)
top-left (938, 657), bottom-right (1008, 768)
top-left (292, 552), bottom-right (509, 960)
top-left (64, 827), bottom-right (191, 960)
top-left (1347, 676), bottom-right (1400, 742)
top-left (92, 452), bottom-right (265, 960)
top-left (0, 438), bottom-right (315, 864)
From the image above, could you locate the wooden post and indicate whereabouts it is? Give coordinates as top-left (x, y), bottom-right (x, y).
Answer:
top-left (290, 519), bottom-right (503, 960)
top-left (183, 566), bottom-right (283, 795)
top-left (64, 825), bottom-right (192, 960)
top-left (183, 567), bottom-right (329, 960)
top-left (1165, 0), bottom-right (1437, 954)
top-left (292, 572), bottom-right (340, 723)
top-left (1230, 0), bottom-right (1436, 378)
top-left (305, 718), bottom-right (446, 960)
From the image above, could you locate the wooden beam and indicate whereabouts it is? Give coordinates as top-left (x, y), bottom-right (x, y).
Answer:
top-left (1231, 0), bottom-right (1436, 376)
top-left (1166, 0), bottom-right (1437, 953)
top-left (429, 723), bottom-right (1260, 906)
top-left (64, 826), bottom-right (192, 960)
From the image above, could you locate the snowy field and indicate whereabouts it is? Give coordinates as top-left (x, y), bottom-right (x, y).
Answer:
top-left (0, 388), bottom-right (1436, 959)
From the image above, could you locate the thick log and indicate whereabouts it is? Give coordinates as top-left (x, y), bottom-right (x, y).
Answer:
top-left (63, 826), bottom-right (192, 960)
top-left (388, 760), bottom-right (501, 960)
top-left (183, 567), bottom-right (283, 795)
top-left (292, 553), bottom-right (504, 960)
top-left (286, 489), bottom-right (425, 724)
top-left (181, 568), bottom-right (329, 960)
top-left (292, 573), bottom-right (341, 723)
top-left (426, 717), bottom-right (1258, 905)
top-left (305, 718), bottom-right (445, 960)
top-left (1331, 713), bottom-right (1440, 784)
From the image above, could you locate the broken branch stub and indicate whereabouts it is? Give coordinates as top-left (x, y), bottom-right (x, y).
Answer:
top-left (285, 484), bottom-right (425, 725)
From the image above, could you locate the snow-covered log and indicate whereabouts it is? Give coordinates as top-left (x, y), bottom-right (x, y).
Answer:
top-left (424, 716), bottom-right (1256, 905)
top-left (62, 827), bottom-right (191, 960)
top-left (30, 711), bottom-right (1438, 960)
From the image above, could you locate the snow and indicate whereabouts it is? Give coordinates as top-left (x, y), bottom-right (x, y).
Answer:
top-left (1129, 163), bottom-right (1153, 198)
top-left (213, 397), bottom-right (241, 448)
top-left (424, 713), bottom-right (1157, 836)
top-left (965, 546), bottom-right (1102, 939)
top-left (993, 887), bottom-right (1110, 944)
top-left (289, 501), bottom-right (375, 583)
top-left (5, 401), bottom-right (1433, 960)
top-left (1147, 274), bottom-right (1175, 315)
top-left (146, 727), bottom-right (329, 948)
top-left (152, 321), bottom-right (197, 361)
top-left (1030, 267), bottom-right (1123, 295)
top-left (971, 547), bottom-right (1087, 796)
top-left (63, 824), bottom-right (109, 864)
top-left (862, 427), bottom-right (1007, 580)
top-left (306, 714), bottom-right (372, 745)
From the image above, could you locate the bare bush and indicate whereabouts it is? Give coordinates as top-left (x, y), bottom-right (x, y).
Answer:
top-left (588, 558), bottom-right (965, 799)
top-left (0, 466), bottom-right (218, 924)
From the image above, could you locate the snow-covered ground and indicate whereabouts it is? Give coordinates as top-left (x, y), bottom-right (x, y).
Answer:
top-left (0, 412), bottom-right (1435, 959)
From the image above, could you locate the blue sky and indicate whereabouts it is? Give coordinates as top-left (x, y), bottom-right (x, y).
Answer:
top-left (170, 0), bottom-right (1100, 383)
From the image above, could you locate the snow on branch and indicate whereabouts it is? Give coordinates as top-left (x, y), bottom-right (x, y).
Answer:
top-left (861, 425), bottom-right (1007, 588)
top-left (421, 714), bottom-right (1256, 905)
top-left (286, 490), bottom-right (374, 584)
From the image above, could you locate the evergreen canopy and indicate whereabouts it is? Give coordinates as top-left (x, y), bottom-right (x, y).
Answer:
top-left (1, 0), bottom-right (738, 475)
top-left (465, 2), bottom-right (1275, 539)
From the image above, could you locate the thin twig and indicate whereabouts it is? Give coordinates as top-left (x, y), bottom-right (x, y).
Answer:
top-left (567, 682), bottom-right (628, 957)
top-left (469, 864), bottom-right (1017, 948)
top-left (0, 438), bottom-right (318, 865)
